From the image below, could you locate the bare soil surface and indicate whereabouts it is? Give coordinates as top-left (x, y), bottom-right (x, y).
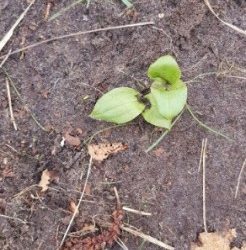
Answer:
top-left (0, 0), bottom-right (245, 249)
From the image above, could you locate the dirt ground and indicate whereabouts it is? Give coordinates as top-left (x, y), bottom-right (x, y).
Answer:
top-left (0, 0), bottom-right (245, 249)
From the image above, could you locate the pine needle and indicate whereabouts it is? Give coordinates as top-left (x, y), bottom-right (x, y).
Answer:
top-left (186, 104), bottom-right (233, 141)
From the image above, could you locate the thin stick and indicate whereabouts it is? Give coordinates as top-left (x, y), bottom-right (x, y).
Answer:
top-left (122, 206), bottom-right (152, 216)
top-left (5, 78), bottom-right (17, 130)
top-left (186, 72), bottom-right (246, 84)
top-left (84, 124), bottom-right (125, 144)
top-left (117, 68), bottom-right (147, 89)
top-left (145, 130), bottom-right (169, 153)
top-left (202, 138), bottom-right (208, 233)
top-left (185, 71), bottom-right (220, 84)
top-left (44, 2), bottom-right (52, 20)
top-left (0, 214), bottom-right (28, 224)
top-left (234, 158), bottom-right (246, 199)
top-left (0, 0), bottom-right (35, 52)
top-left (120, 225), bottom-right (174, 250)
top-left (13, 184), bottom-right (38, 199)
top-left (116, 237), bottom-right (129, 250)
top-left (145, 109), bottom-right (184, 153)
top-left (225, 75), bottom-right (246, 81)
top-left (0, 22), bottom-right (154, 60)
top-left (204, 0), bottom-right (246, 36)
top-left (186, 104), bottom-right (233, 141)
top-left (59, 156), bottom-right (93, 248)
top-left (113, 187), bottom-right (121, 208)
top-left (198, 139), bottom-right (205, 172)
top-left (2, 69), bottom-right (48, 132)
top-left (0, 49), bottom-right (12, 68)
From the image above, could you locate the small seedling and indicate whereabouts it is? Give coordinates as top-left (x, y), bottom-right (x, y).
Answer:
top-left (90, 55), bottom-right (187, 130)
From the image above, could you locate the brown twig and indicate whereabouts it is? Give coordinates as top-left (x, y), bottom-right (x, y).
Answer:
top-left (0, 22), bottom-right (154, 60)
top-left (120, 224), bottom-right (174, 250)
top-left (0, 0), bottom-right (35, 52)
top-left (234, 158), bottom-right (246, 199)
top-left (122, 206), bottom-right (152, 216)
top-left (0, 213), bottom-right (28, 224)
top-left (59, 156), bottom-right (93, 248)
top-left (202, 138), bottom-right (208, 233)
top-left (204, 0), bottom-right (246, 36)
top-left (198, 139), bottom-right (205, 172)
top-left (44, 1), bottom-right (53, 20)
top-left (5, 78), bottom-right (17, 130)
top-left (2, 69), bottom-right (48, 132)
top-left (113, 187), bottom-right (121, 208)
top-left (0, 49), bottom-right (12, 68)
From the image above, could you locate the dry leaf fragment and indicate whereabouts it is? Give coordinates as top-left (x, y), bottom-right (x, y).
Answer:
top-left (153, 146), bottom-right (166, 157)
top-left (64, 132), bottom-right (81, 147)
top-left (84, 183), bottom-right (91, 196)
top-left (191, 229), bottom-right (237, 250)
top-left (88, 142), bottom-right (128, 162)
top-left (38, 169), bottom-right (57, 192)
top-left (69, 201), bottom-right (78, 216)
top-left (80, 224), bottom-right (97, 233)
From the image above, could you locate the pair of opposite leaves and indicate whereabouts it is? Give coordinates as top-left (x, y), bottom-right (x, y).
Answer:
top-left (90, 55), bottom-right (187, 130)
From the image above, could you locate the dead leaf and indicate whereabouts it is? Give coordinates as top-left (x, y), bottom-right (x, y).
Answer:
top-left (64, 132), bottom-right (81, 147)
top-left (88, 142), bottom-right (128, 162)
top-left (153, 147), bottom-right (166, 157)
top-left (84, 183), bottom-right (91, 196)
top-left (40, 89), bottom-right (50, 99)
top-left (38, 169), bottom-right (56, 192)
top-left (2, 167), bottom-right (15, 178)
top-left (80, 224), bottom-right (97, 234)
top-left (69, 201), bottom-right (78, 216)
top-left (76, 128), bottom-right (83, 135)
top-left (191, 229), bottom-right (237, 250)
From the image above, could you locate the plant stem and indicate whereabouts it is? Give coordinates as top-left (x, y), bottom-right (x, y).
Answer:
top-left (84, 124), bottom-right (125, 145)
top-left (186, 104), bottom-right (233, 141)
top-left (2, 68), bottom-right (48, 132)
top-left (145, 130), bottom-right (169, 153)
top-left (121, 0), bottom-right (133, 8)
top-left (145, 110), bottom-right (184, 153)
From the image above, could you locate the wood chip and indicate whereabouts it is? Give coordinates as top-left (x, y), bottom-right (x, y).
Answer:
top-left (88, 142), bottom-right (128, 162)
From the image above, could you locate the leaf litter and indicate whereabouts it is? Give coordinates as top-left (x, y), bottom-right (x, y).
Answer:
top-left (64, 132), bottom-right (81, 147)
top-left (88, 142), bottom-right (128, 162)
top-left (62, 208), bottom-right (124, 250)
top-left (190, 229), bottom-right (246, 250)
top-left (38, 169), bottom-right (58, 192)
top-left (68, 200), bottom-right (79, 216)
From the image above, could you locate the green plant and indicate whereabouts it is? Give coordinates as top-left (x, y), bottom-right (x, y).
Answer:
top-left (90, 55), bottom-right (187, 130)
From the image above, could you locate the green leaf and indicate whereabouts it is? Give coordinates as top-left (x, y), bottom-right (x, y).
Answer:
top-left (90, 87), bottom-right (145, 124)
top-left (148, 55), bottom-right (181, 84)
top-left (142, 93), bottom-right (172, 129)
top-left (151, 80), bottom-right (187, 120)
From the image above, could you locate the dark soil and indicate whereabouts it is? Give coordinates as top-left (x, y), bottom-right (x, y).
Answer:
top-left (0, 0), bottom-right (245, 249)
